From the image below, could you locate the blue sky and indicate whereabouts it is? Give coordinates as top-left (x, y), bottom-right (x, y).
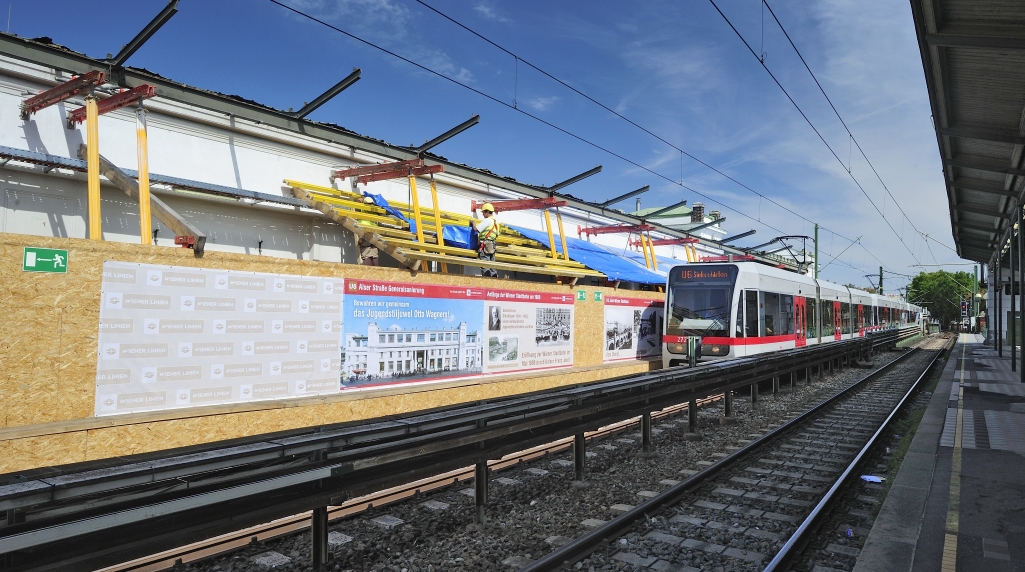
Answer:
top-left (11, 0), bottom-right (967, 292)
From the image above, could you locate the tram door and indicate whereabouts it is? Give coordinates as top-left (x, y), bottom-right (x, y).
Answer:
top-left (833, 301), bottom-right (842, 340)
top-left (795, 297), bottom-right (807, 347)
top-left (857, 304), bottom-right (865, 337)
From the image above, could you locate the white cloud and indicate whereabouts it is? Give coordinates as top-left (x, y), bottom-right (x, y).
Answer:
top-left (474, 2), bottom-right (510, 23)
top-left (525, 96), bottom-right (560, 111)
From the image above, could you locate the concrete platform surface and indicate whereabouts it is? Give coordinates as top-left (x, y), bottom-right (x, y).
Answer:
top-left (855, 334), bottom-right (1025, 572)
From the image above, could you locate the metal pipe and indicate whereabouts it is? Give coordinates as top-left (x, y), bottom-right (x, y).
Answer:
top-left (573, 433), bottom-right (586, 482)
top-left (640, 233), bottom-right (652, 269)
top-left (311, 506), bottom-right (328, 571)
top-left (474, 461), bottom-right (487, 525)
top-left (751, 382), bottom-right (758, 404)
top-left (544, 210), bottom-right (557, 261)
top-left (641, 413), bottom-right (652, 453)
top-left (408, 174), bottom-right (425, 245)
top-left (86, 95), bottom-right (101, 240)
top-left (136, 106), bottom-right (152, 245)
top-left (724, 390), bottom-right (733, 417)
top-left (428, 177), bottom-right (447, 272)
top-left (647, 232), bottom-right (659, 271)
top-left (688, 399), bottom-right (697, 432)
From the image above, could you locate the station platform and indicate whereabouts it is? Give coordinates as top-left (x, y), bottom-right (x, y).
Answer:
top-left (855, 334), bottom-right (1025, 571)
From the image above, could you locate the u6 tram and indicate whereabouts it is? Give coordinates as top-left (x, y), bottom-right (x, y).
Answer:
top-left (662, 262), bottom-right (925, 368)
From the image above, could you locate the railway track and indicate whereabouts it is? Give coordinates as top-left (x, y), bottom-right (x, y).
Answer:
top-left (525, 334), bottom-right (952, 572)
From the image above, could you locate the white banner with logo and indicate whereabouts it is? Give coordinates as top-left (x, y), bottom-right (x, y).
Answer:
top-left (603, 296), bottom-right (664, 362)
top-left (95, 262), bottom-right (344, 415)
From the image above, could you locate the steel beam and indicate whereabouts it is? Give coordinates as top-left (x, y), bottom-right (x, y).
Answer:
top-left (110, 1), bottom-right (180, 66)
top-left (19, 70), bottom-right (105, 119)
top-left (67, 85), bottom-right (156, 126)
top-left (547, 165), bottom-right (602, 193)
top-left (926, 33), bottom-right (1025, 50)
top-left (415, 115), bottom-right (480, 155)
top-left (679, 217), bottom-right (725, 234)
top-left (643, 200), bottom-right (687, 219)
top-left (955, 202), bottom-right (1009, 217)
top-left (600, 185), bottom-right (649, 208)
top-left (294, 68), bottom-right (361, 119)
top-left (950, 177), bottom-right (1017, 198)
top-left (718, 230), bottom-right (757, 244)
top-left (938, 126), bottom-right (1025, 145)
top-left (946, 156), bottom-right (1025, 178)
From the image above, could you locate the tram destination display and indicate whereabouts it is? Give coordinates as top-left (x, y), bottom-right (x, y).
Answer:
top-left (603, 296), bottom-right (664, 362)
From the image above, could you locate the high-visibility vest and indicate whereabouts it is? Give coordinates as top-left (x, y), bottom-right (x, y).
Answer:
top-left (479, 218), bottom-right (500, 241)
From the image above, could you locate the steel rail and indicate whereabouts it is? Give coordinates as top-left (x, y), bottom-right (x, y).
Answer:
top-left (762, 334), bottom-right (953, 571)
top-left (97, 395), bottom-right (722, 572)
top-left (517, 341), bottom-right (928, 572)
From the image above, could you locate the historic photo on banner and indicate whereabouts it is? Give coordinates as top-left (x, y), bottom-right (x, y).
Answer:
top-left (95, 262), bottom-right (344, 415)
top-left (483, 288), bottom-right (575, 373)
top-left (341, 280), bottom-right (485, 388)
top-left (603, 296), bottom-right (664, 362)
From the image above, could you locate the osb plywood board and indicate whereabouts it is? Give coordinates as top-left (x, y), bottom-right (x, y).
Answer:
top-left (0, 360), bottom-right (656, 474)
top-left (1, 231), bottom-right (664, 472)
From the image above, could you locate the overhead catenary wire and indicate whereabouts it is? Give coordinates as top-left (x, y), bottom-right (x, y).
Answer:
top-left (708, 0), bottom-right (920, 268)
top-left (268, 1), bottom-right (798, 242)
top-left (410, 0), bottom-right (901, 278)
top-left (270, 0), bottom-right (892, 281)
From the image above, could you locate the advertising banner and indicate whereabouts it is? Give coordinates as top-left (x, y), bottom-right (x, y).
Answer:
top-left (341, 280), bottom-right (485, 388)
top-left (95, 262), bottom-right (344, 415)
top-left (603, 296), bottom-right (664, 362)
top-left (482, 288), bottom-right (575, 374)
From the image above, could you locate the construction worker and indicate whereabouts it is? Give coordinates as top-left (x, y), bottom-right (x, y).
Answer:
top-left (359, 196), bottom-right (380, 266)
top-left (473, 203), bottom-right (500, 278)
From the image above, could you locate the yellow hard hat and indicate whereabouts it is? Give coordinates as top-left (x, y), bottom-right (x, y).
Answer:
top-left (481, 203), bottom-right (495, 212)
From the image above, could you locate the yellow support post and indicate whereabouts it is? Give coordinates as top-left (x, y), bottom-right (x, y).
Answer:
top-left (555, 210), bottom-right (570, 261)
top-left (690, 244), bottom-right (699, 262)
top-left (408, 174), bottom-right (426, 245)
top-left (640, 233), bottom-right (652, 269)
top-left (648, 232), bottom-right (658, 271)
top-left (86, 95), bottom-right (101, 240)
top-left (544, 210), bottom-right (558, 260)
top-left (136, 105), bottom-right (152, 245)
top-left (429, 177), bottom-right (447, 272)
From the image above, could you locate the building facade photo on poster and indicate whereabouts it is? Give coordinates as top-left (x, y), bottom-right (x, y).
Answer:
top-left (603, 296), bottom-right (664, 362)
top-left (341, 280), bottom-right (485, 388)
top-left (483, 289), bottom-right (575, 374)
top-left (95, 262), bottom-right (345, 416)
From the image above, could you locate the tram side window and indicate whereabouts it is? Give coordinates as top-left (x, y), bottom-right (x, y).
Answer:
top-left (763, 292), bottom-right (779, 336)
top-left (781, 295), bottom-right (794, 335)
top-left (841, 302), bottom-right (852, 334)
top-left (807, 298), bottom-right (817, 336)
top-left (821, 302), bottom-right (834, 338)
top-left (745, 290), bottom-right (759, 337)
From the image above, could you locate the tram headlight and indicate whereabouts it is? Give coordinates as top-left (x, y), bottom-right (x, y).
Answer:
top-left (668, 343), bottom-right (686, 354)
top-left (704, 344), bottom-right (729, 356)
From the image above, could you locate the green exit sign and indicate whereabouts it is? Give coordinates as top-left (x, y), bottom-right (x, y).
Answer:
top-left (593, 291), bottom-right (603, 302)
top-left (576, 290), bottom-right (586, 301)
top-left (23, 247), bottom-right (68, 273)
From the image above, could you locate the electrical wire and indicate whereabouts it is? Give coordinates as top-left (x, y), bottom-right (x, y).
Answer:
top-left (270, 0), bottom-right (891, 279)
top-left (708, 0), bottom-right (921, 267)
top-left (412, 0), bottom-right (875, 262)
top-left (268, 0), bottom-right (798, 242)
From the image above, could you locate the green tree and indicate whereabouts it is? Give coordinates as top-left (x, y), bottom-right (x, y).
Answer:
top-left (907, 270), bottom-right (974, 327)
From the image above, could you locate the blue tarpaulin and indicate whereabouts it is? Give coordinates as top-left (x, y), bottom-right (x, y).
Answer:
top-left (442, 224), bottom-right (477, 250)
top-left (363, 192), bottom-right (416, 234)
top-left (507, 225), bottom-right (670, 284)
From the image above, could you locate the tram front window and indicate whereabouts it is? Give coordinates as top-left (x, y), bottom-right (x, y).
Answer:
top-left (667, 265), bottom-right (738, 338)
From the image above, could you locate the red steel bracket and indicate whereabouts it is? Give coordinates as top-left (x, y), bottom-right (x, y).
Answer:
top-left (67, 84), bottom-right (157, 127)
top-left (21, 70), bottom-right (106, 120)
top-left (578, 223), bottom-right (656, 237)
top-left (469, 197), bottom-right (567, 213)
top-left (356, 164), bottom-right (443, 185)
top-left (334, 159), bottom-right (424, 180)
top-left (699, 255), bottom-right (755, 262)
top-left (174, 235), bottom-right (196, 249)
top-left (629, 237), bottom-right (699, 247)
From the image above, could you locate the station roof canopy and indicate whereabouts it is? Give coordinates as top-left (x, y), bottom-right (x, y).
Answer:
top-left (910, 0), bottom-right (1025, 265)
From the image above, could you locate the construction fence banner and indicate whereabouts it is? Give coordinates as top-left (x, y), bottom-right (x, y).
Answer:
top-left (482, 287), bottom-right (575, 375)
top-left (95, 262), bottom-right (344, 416)
top-left (94, 266), bottom-right (580, 415)
top-left (603, 296), bottom-right (664, 363)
